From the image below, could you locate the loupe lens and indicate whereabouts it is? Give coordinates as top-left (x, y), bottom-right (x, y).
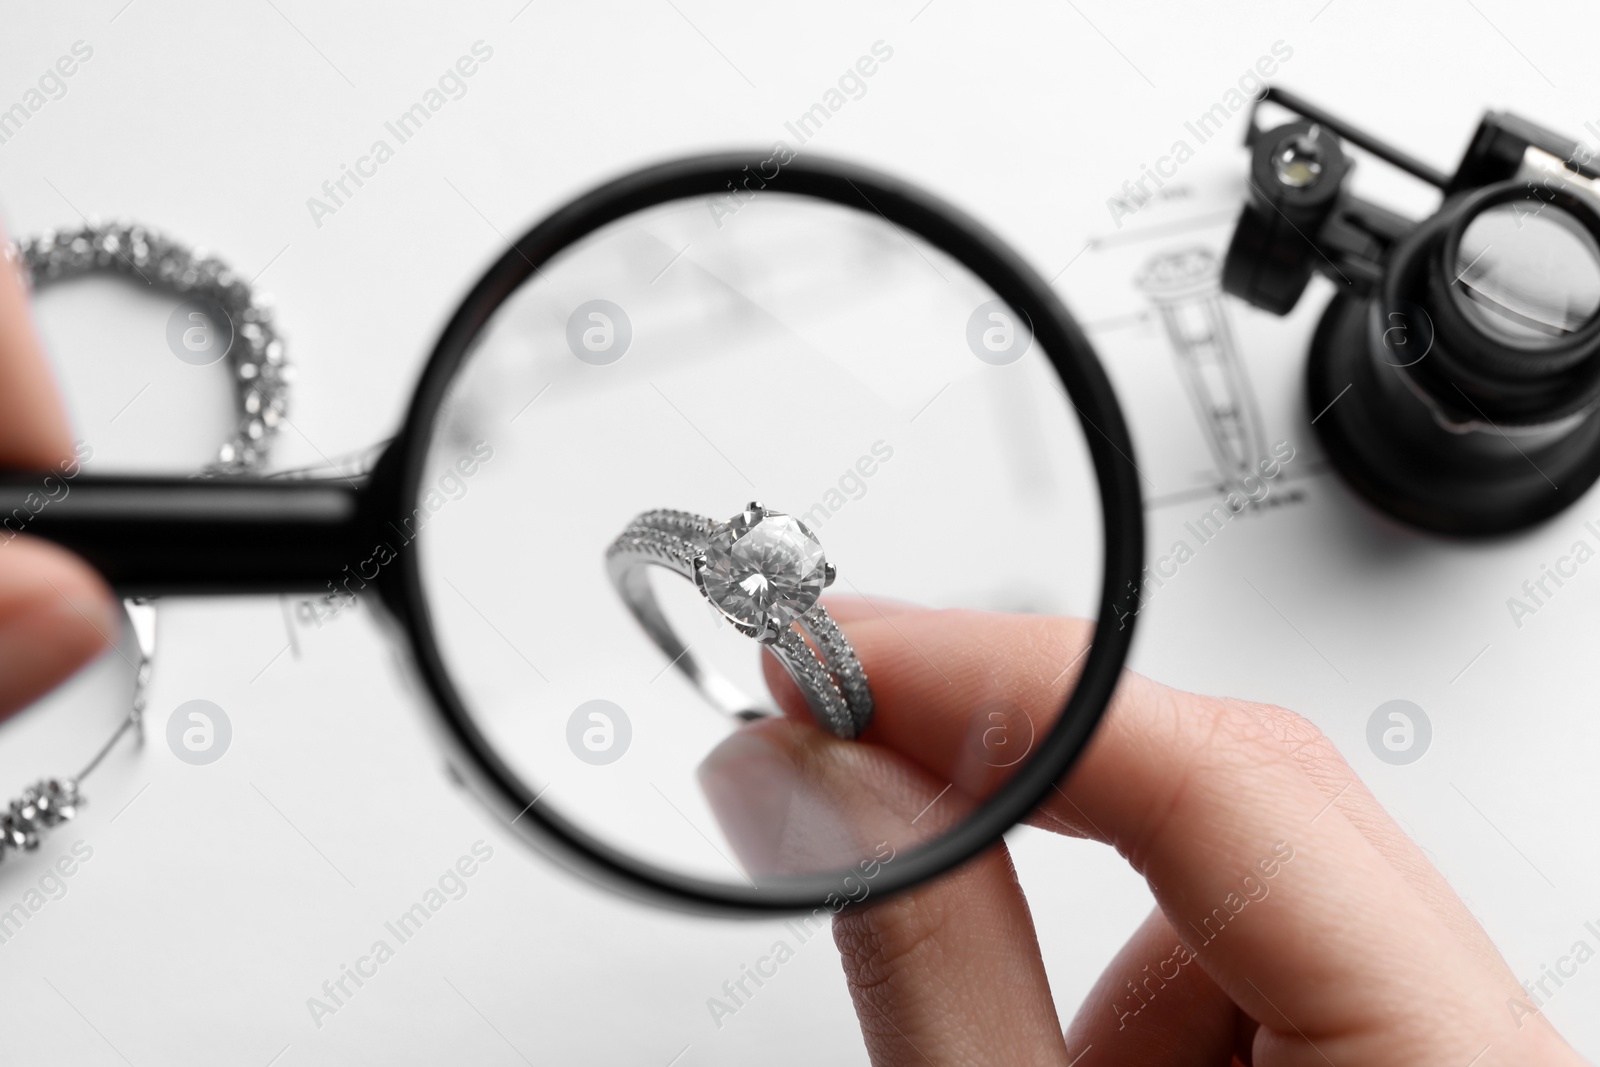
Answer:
top-left (1453, 202), bottom-right (1600, 347)
top-left (407, 181), bottom-right (1121, 905)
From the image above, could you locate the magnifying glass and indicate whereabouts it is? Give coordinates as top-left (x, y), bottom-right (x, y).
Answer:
top-left (1, 155), bottom-right (1143, 913)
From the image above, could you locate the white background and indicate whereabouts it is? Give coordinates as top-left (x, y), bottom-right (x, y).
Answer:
top-left (0, 1), bottom-right (1597, 1063)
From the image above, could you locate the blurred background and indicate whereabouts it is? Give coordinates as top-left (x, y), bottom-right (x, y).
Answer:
top-left (0, 1), bottom-right (1596, 1063)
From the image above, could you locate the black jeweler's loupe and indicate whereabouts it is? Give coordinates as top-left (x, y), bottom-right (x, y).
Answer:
top-left (1224, 87), bottom-right (1600, 535)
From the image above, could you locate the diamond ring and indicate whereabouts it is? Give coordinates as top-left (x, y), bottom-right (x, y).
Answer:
top-left (605, 502), bottom-right (873, 739)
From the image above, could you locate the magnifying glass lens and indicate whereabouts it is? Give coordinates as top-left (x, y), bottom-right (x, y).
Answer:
top-left (412, 192), bottom-right (1106, 895)
top-left (1453, 202), bottom-right (1600, 346)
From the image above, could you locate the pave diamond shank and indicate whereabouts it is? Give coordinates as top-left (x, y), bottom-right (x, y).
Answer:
top-left (606, 507), bottom-right (872, 739)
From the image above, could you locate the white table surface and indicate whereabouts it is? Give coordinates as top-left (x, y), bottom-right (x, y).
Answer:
top-left (1, 2), bottom-right (1596, 1063)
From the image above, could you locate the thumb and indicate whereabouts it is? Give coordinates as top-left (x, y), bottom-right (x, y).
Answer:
top-left (0, 217), bottom-right (121, 718)
top-left (0, 535), bottom-right (119, 720)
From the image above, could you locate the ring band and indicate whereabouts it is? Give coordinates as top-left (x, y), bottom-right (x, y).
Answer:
top-left (605, 503), bottom-right (873, 739)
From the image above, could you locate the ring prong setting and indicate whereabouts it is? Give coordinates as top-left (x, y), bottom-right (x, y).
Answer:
top-left (698, 504), bottom-right (827, 633)
top-left (609, 504), bottom-right (872, 741)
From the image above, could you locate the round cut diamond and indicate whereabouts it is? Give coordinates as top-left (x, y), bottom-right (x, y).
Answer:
top-left (698, 508), bottom-right (826, 630)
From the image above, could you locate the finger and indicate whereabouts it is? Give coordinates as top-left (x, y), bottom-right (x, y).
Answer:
top-left (796, 606), bottom-right (1511, 983)
top-left (815, 594), bottom-right (926, 625)
top-left (825, 591), bottom-right (928, 627)
top-left (756, 644), bottom-right (1249, 1067)
top-left (765, 609), bottom-right (1580, 1064)
top-left (698, 715), bottom-right (948, 877)
top-left (769, 609), bottom-right (1506, 971)
top-left (836, 840), bottom-right (1074, 1067)
top-left (818, 608), bottom-right (1515, 992)
top-left (762, 607), bottom-right (1094, 802)
top-left (753, 595), bottom-right (925, 736)
top-left (1064, 906), bottom-right (1249, 1066)
top-left (0, 536), bottom-right (118, 718)
top-left (0, 217), bottom-right (121, 720)
top-left (0, 221), bottom-right (77, 467)
top-left (699, 716), bottom-right (1074, 1065)
top-left (1227, 698), bottom-right (1516, 986)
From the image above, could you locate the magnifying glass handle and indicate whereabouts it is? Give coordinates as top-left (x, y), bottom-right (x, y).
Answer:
top-left (0, 471), bottom-right (370, 597)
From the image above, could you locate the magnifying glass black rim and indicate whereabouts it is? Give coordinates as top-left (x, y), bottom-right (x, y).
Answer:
top-left (385, 151), bottom-right (1145, 914)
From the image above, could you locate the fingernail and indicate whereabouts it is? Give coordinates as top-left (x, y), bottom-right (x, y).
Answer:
top-left (698, 727), bottom-right (800, 876)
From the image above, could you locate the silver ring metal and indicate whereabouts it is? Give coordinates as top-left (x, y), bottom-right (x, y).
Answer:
top-left (605, 503), bottom-right (873, 739)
